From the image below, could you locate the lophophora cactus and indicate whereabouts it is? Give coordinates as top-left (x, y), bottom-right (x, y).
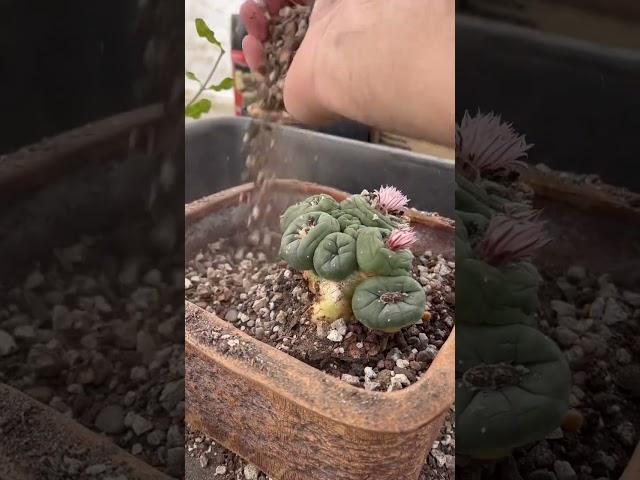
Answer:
top-left (279, 187), bottom-right (426, 332)
top-left (457, 324), bottom-right (571, 458)
top-left (455, 111), bottom-right (570, 459)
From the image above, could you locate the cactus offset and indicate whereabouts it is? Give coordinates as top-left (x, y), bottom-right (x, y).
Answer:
top-left (457, 324), bottom-right (570, 458)
top-left (312, 232), bottom-right (358, 281)
top-left (356, 227), bottom-right (414, 277)
top-left (279, 212), bottom-right (340, 270)
top-left (280, 194), bottom-right (340, 231)
top-left (352, 276), bottom-right (426, 333)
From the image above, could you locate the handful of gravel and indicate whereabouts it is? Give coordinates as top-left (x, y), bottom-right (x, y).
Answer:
top-left (257, 2), bottom-right (312, 113)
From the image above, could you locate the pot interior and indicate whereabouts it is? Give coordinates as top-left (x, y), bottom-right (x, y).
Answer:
top-left (533, 196), bottom-right (640, 288)
top-left (186, 182), bottom-right (454, 262)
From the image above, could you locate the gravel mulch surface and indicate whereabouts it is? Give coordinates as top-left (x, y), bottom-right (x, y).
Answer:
top-left (0, 234), bottom-right (185, 478)
top-left (184, 225), bottom-right (455, 479)
top-left (185, 228), bottom-right (454, 391)
top-left (513, 265), bottom-right (640, 480)
top-left (457, 263), bottom-right (640, 480)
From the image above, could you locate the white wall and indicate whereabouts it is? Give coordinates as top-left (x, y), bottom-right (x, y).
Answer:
top-left (185, 0), bottom-right (244, 115)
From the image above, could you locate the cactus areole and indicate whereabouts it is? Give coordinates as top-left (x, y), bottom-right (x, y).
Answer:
top-left (278, 188), bottom-right (427, 332)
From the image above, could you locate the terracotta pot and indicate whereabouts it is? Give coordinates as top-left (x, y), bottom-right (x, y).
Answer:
top-left (185, 179), bottom-right (455, 480)
top-left (0, 383), bottom-right (170, 479)
top-left (519, 165), bottom-right (640, 287)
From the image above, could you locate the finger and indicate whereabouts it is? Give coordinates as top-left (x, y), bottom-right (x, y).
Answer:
top-left (239, 1), bottom-right (268, 42)
top-left (265, 0), bottom-right (290, 15)
top-left (242, 35), bottom-right (265, 73)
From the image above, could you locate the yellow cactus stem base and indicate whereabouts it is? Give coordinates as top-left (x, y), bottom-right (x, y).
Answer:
top-left (302, 270), bottom-right (368, 324)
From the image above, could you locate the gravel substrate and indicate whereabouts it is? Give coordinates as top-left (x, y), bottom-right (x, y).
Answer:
top-left (457, 263), bottom-right (640, 480)
top-left (185, 228), bottom-right (454, 392)
top-left (516, 266), bottom-right (639, 480)
top-left (0, 234), bottom-right (185, 478)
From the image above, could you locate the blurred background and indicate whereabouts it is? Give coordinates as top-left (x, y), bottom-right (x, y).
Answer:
top-left (185, 0), bottom-right (242, 119)
top-left (184, 0), bottom-right (455, 158)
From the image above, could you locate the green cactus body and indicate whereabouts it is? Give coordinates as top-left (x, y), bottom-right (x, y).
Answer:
top-left (343, 223), bottom-right (366, 239)
top-left (352, 276), bottom-right (426, 332)
top-left (456, 174), bottom-right (501, 217)
top-left (457, 210), bottom-right (490, 233)
top-left (457, 324), bottom-right (571, 458)
top-left (457, 258), bottom-right (540, 326)
top-left (280, 212), bottom-right (340, 270)
top-left (340, 195), bottom-right (400, 230)
top-left (356, 227), bottom-right (413, 277)
top-left (313, 232), bottom-right (358, 281)
top-left (456, 187), bottom-right (495, 219)
top-left (455, 215), bottom-right (473, 260)
top-left (335, 213), bottom-right (362, 231)
top-left (280, 195), bottom-right (340, 231)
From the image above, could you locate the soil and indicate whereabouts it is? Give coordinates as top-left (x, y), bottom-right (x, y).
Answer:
top-left (511, 266), bottom-right (640, 480)
top-left (0, 384), bottom-right (141, 479)
top-left (185, 228), bottom-right (454, 392)
top-left (457, 170), bottom-right (640, 480)
top-left (257, 3), bottom-right (311, 113)
top-left (242, 3), bottom-right (312, 221)
top-left (0, 233), bottom-right (185, 478)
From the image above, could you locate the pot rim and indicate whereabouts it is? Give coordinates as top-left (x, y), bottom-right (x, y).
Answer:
top-left (185, 179), bottom-right (455, 434)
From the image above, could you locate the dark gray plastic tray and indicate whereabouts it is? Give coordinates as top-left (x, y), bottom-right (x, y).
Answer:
top-left (457, 14), bottom-right (640, 191)
top-left (185, 117), bottom-right (454, 218)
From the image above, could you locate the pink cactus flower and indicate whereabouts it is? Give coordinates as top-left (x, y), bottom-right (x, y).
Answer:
top-left (481, 213), bottom-right (551, 265)
top-left (373, 185), bottom-right (410, 215)
top-left (457, 111), bottom-right (532, 179)
top-left (386, 228), bottom-right (417, 251)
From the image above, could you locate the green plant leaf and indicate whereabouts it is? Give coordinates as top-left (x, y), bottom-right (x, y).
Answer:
top-left (185, 71), bottom-right (202, 85)
top-left (209, 77), bottom-right (233, 91)
top-left (195, 18), bottom-right (224, 51)
top-left (185, 98), bottom-right (211, 119)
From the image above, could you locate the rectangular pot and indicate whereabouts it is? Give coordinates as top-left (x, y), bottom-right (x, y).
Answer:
top-left (185, 179), bottom-right (455, 480)
top-left (0, 383), bottom-right (171, 480)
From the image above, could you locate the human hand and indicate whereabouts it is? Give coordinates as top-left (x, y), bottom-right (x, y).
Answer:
top-left (240, 0), bottom-right (454, 145)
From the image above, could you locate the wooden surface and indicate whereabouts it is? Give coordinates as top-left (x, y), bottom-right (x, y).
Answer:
top-left (0, 383), bottom-right (171, 480)
top-left (185, 180), bottom-right (455, 480)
